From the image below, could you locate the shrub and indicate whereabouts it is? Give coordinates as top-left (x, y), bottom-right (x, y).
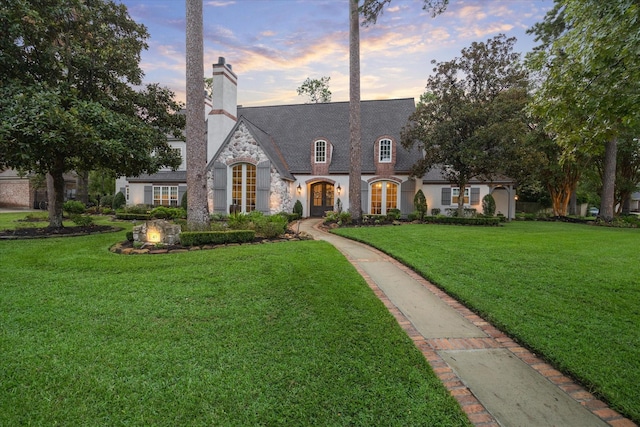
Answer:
top-left (386, 208), bottom-right (401, 221)
top-left (123, 204), bottom-right (150, 214)
top-left (293, 200), bottom-right (303, 217)
top-left (112, 191), bottom-right (126, 210)
top-left (431, 208), bottom-right (441, 216)
top-left (414, 190), bottom-right (427, 220)
top-left (228, 212), bottom-right (251, 230)
top-left (210, 213), bottom-right (228, 222)
top-left (180, 191), bottom-right (188, 210)
top-left (101, 207), bottom-right (114, 215)
top-left (254, 214), bottom-right (288, 238)
top-left (126, 231), bottom-right (134, 242)
top-left (63, 200), bottom-right (86, 215)
top-left (150, 206), bottom-right (186, 220)
top-left (482, 194), bottom-right (496, 216)
top-left (180, 230), bottom-right (255, 246)
top-left (338, 211), bottom-right (352, 225)
top-left (100, 194), bottom-right (114, 208)
top-left (335, 198), bottom-right (343, 213)
top-left (70, 214), bottom-right (94, 226)
top-left (407, 211), bottom-right (419, 221)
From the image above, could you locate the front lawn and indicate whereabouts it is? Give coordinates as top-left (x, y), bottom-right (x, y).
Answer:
top-left (0, 219), bottom-right (470, 426)
top-left (333, 221), bottom-right (640, 423)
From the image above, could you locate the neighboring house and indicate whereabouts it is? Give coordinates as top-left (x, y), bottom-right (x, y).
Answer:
top-left (117, 57), bottom-right (516, 219)
top-left (0, 169), bottom-right (77, 209)
top-left (630, 191), bottom-right (640, 212)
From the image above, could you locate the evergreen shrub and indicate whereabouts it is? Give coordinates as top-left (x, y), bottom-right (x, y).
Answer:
top-left (180, 230), bottom-right (255, 246)
top-left (112, 192), bottom-right (126, 210)
top-left (63, 200), bottom-right (86, 215)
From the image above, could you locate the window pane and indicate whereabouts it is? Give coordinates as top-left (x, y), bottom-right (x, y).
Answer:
top-left (232, 164), bottom-right (242, 206)
top-left (386, 182), bottom-right (397, 211)
top-left (315, 140), bottom-right (326, 163)
top-left (246, 164), bottom-right (256, 212)
top-left (379, 139), bottom-right (392, 162)
top-left (370, 182), bottom-right (382, 215)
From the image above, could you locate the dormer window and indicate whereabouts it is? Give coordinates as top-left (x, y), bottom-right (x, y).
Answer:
top-left (379, 139), bottom-right (392, 163)
top-left (315, 140), bottom-right (327, 163)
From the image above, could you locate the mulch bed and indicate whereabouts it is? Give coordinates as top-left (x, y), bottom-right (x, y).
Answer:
top-left (0, 225), bottom-right (121, 239)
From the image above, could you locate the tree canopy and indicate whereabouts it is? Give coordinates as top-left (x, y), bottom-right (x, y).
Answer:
top-left (0, 0), bottom-right (184, 227)
top-left (297, 77), bottom-right (332, 103)
top-left (526, 0), bottom-right (640, 221)
top-left (401, 34), bottom-right (529, 215)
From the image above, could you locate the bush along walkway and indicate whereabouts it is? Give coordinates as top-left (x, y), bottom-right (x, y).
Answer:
top-left (300, 219), bottom-right (636, 427)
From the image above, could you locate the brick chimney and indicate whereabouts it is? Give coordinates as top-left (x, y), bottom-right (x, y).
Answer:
top-left (207, 57), bottom-right (237, 162)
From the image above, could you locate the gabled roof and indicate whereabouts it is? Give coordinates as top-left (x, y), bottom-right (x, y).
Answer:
top-left (235, 98), bottom-right (421, 174)
top-left (128, 171), bottom-right (186, 183)
top-left (421, 167), bottom-right (515, 185)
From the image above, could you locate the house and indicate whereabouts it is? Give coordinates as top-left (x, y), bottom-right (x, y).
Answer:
top-left (117, 57), bottom-right (516, 219)
top-left (0, 169), bottom-right (78, 209)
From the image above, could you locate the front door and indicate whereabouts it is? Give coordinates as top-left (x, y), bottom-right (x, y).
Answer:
top-left (310, 182), bottom-right (334, 217)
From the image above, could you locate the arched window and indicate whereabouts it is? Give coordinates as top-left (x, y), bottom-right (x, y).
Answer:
top-left (379, 138), bottom-right (392, 163)
top-left (315, 140), bottom-right (327, 163)
top-left (370, 181), bottom-right (398, 215)
top-left (232, 163), bottom-right (256, 212)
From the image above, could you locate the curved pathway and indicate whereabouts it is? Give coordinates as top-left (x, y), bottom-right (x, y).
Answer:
top-left (299, 219), bottom-right (635, 427)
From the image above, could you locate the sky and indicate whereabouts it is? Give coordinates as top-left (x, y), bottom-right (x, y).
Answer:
top-left (119, 0), bottom-right (552, 107)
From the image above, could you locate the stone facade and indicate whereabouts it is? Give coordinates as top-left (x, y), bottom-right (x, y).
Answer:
top-left (133, 220), bottom-right (181, 245)
top-left (208, 123), bottom-right (293, 214)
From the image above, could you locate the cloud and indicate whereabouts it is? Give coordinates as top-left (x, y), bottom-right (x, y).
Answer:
top-left (205, 1), bottom-right (236, 7)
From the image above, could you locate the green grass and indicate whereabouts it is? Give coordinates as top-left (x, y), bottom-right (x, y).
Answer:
top-left (0, 215), bottom-right (470, 426)
top-left (333, 221), bottom-right (640, 423)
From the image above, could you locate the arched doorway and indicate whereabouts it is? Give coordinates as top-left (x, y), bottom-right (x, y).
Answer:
top-left (310, 182), bottom-right (334, 217)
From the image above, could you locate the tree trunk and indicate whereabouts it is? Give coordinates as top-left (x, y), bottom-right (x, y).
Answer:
top-left (348, 0), bottom-right (362, 221)
top-left (185, 0), bottom-right (210, 230)
top-left (47, 170), bottom-right (65, 228)
top-left (457, 182), bottom-right (466, 217)
top-left (600, 137), bottom-right (617, 222)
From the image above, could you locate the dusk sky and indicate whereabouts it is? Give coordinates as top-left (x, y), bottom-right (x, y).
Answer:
top-left (119, 0), bottom-right (551, 107)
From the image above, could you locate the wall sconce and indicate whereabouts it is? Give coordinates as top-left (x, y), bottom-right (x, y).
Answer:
top-left (336, 183), bottom-right (341, 195)
top-left (297, 183), bottom-right (302, 195)
top-left (514, 195), bottom-right (519, 201)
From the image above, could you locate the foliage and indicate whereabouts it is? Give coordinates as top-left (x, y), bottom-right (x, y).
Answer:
top-left (88, 169), bottom-right (116, 198)
top-left (0, 0), bottom-right (184, 228)
top-left (360, 0), bottom-right (449, 25)
top-left (431, 208), bottom-right (441, 216)
top-left (99, 195), bottom-right (114, 208)
top-left (293, 200), bottom-right (303, 217)
top-left (333, 222), bottom-right (640, 421)
top-left (63, 200), bottom-right (86, 215)
top-left (482, 194), bottom-right (496, 216)
top-left (180, 191), bottom-right (188, 210)
top-left (149, 206), bottom-right (186, 220)
top-left (179, 230), bottom-right (256, 246)
top-left (125, 231), bottom-right (134, 242)
top-left (227, 212), bottom-right (251, 230)
top-left (386, 208), bottom-right (401, 221)
top-left (413, 190), bottom-right (427, 220)
top-left (70, 214), bottom-right (94, 227)
top-left (254, 215), bottom-right (288, 239)
top-left (401, 34), bottom-right (530, 217)
top-left (423, 216), bottom-right (501, 226)
top-left (112, 192), bottom-right (126, 210)
top-left (296, 77), bottom-right (332, 103)
top-left (121, 204), bottom-right (150, 215)
top-left (526, 0), bottom-right (640, 221)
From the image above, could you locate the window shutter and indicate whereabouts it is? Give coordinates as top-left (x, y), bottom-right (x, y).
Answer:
top-left (144, 186), bottom-right (152, 205)
top-left (400, 179), bottom-right (415, 216)
top-left (178, 185), bottom-right (187, 207)
top-left (257, 161), bottom-right (271, 214)
top-left (441, 187), bottom-right (451, 205)
top-left (470, 188), bottom-right (480, 205)
top-left (361, 180), bottom-right (368, 214)
top-left (213, 162), bottom-right (227, 213)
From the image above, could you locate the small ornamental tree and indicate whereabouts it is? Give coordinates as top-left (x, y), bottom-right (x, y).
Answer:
top-left (112, 191), bottom-right (126, 210)
top-left (482, 194), bottom-right (496, 216)
top-left (413, 189), bottom-right (428, 220)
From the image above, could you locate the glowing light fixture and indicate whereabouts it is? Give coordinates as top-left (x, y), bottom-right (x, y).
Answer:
top-left (297, 184), bottom-right (302, 195)
top-left (336, 183), bottom-right (341, 195)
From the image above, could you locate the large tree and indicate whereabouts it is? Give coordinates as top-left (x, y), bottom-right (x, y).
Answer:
top-left (0, 0), bottom-right (183, 228)
top-left (401, 35), bottom-right (529, 216)
top-left (185, 0), bottom-right (210, 229)
top-left (527, 0), bottom-right (640, 221)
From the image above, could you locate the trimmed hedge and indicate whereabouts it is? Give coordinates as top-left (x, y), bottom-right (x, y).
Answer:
top-left (180, 230), bottom-right (256, 246)
top-left (115, 213), bottom-right (151, 221)
top-left (424, 216), bottom-right (502, 226)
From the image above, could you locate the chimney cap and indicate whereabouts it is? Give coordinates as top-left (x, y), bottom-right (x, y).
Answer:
top-left (217, 57), bottom-right (225, 65)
